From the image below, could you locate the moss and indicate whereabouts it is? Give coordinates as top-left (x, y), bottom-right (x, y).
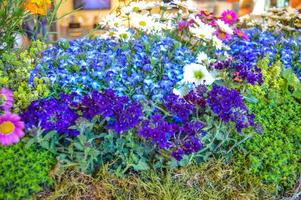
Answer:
top-left (40, 160), bottom-right (275, 200)
top-left (0, 142), bottom-right (55, 200)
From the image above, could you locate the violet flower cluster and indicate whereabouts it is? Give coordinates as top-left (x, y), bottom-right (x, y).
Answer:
top-left (227, 28), bottom-right (301, 79)
top-left (21, 94), bottom-right (80, 136)
top-left (207, 85), bottom-right (255, 132)
top-left (138, 93), bottom-right (205, 161)
top-left (21, 89), bottom-right (143, 135)
top-left (211, 57), bottom-right (263, 85)
top-left (80, 89), bottom-right (143, 133)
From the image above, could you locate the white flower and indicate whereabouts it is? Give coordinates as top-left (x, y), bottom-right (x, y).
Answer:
top-left (196, 52), bottom-right (209, 64)
top-left (100, 14), bottom-right (124, 28)
top-left (212, 36), bottom-right (223, 50)
top-left (189, 20), bottom-right (215, 40)
top-left (181, 0), bottom-right (197, 12)
top-left (216, 19), bottom-right (233, 35)
top-left (129, 2), bottom-right (148, 11)
top-left (115, 27), bottom-right (132, 41)
top-left (130, 13), bottom-right (155, 33)
top-left (183, 63), bottom-right (215, 85)
top-left (121, 6), bottom-right (132, 15)
top-left (173, 84), bottom-right (190, 97)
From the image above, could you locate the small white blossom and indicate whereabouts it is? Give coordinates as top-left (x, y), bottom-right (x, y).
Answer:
top-left (216, 19), bottom-right (233, 35)
top-left (183, 63), bottom-right (215, 86)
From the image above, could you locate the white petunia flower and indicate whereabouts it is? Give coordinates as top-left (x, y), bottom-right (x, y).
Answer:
top-left (173, 84), bottom-right (191, 97)
top-left (216, 19), bottom-right (233, 35)
top-left (196, 52), bottom-right (209, 64)
top-left (183, 63), bottom-right (215, 86)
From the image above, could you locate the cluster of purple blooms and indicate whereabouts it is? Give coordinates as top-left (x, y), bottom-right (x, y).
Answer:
top-left (211, 57), bottom-right (263, 85)
top-left (21, 94), bottom-right (80, 136)
top-left (21, 83), bottom-right (255, 160)
top-left (79, 89), bottom-right (143, 133)
top-left (21, 89), bottom-right (143, 135)
top-left (138, 93), bottom-right (205, 161)
top-left (207, 85), bottom-right (255, 132)
top-left (138, 84), bottom-right (255, 160)
top-left (227, 28), bottom-right (301, 79)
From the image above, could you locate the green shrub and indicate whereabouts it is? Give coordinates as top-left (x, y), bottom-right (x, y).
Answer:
top-left (235, 58), bottom-right (301, 192)
top-left (0, 40), bottom-right (50, 113)
top-left (0, 142), bottom-right (55, 200)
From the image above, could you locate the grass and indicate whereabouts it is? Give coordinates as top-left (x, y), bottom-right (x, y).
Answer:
top-left (38, 159), bottom-right (277, 200)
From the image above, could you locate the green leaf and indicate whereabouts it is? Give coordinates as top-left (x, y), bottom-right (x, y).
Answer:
top-left (244, 94), bottom-right (258, 104)
top-left (133, 160), bottom-right (150, 171)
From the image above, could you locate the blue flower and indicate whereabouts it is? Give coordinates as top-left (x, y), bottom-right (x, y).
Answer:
top-left (30, 35), bottom-right (195, 101)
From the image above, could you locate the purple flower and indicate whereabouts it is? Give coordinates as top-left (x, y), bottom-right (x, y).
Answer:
top-left (164, 94), bottom-right (195, 122)
top-left (138, 114), bottom-right (173, 148)
top-left (184, 85), bottom-right (207, 107)
top-left (171, 148), bottom-right (185, 161)
top-left (21, 95), bottom-right (79, 136)
top-left (207, 85), bottom-right (254, 132)
top-left (138, 112), bottom-right (204, 160)
top-left (80, 89), bottom-right (143, 133)
top-left (177, 19), bottom-right (194, 31)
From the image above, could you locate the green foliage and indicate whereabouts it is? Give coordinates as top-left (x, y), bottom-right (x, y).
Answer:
top-left (40, 159), bottom-right (276, 200)
top-left (235, 57), bottom-right (301, 191)
top-left (0, 41), bottom-right (50, 112)
top-left (0, 0), bottom-right (26, 52)
top-left (28, 118), bottom-right (156, 175)
top-left (0, 141), bottom-right (55, 200)
top-left (29, 113), bottom-right (251, 176)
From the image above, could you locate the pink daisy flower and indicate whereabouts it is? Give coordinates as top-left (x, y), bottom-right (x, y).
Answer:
top-left (221, 10), bottom-right (237, 25)
top-left (0, 113), bottom-right (25, 146)
top-left (234, 28), bottom-right (249, 41)
top-left (0, 88), bottom-right (14, 112)
top-left (216, 30), bottom-right (231, 41)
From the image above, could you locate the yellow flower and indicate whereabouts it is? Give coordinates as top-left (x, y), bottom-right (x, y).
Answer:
top-left (25, 0), bottom-right (51, 16)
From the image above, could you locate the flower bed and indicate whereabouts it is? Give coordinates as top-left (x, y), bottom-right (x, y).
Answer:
top-left (0, 1), bottom-right (300, 199)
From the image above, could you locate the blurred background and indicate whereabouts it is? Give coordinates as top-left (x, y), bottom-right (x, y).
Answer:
top-left (18, 0), bottom-right (301, 44)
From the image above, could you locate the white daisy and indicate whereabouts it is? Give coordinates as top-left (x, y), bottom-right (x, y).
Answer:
top-left (130, 13), bottom-right (155, 33)
top-left (183, 63), bottom-right (215, 86)
top-left (115, 27), bottom-right (132, 41)
top-left (100, 30), bottom-right (116, 39)
top-left (216, 19), bottom-right (233, 35)
top-left (212, 36), bottom-right (223, 50)
top-left (100, 14), bottom-right (124, 28)
top-left (121, 6), bottom-right (132, 15)
top-left (129, 1), bottom-right (148, 12)
top-left (189, 21), bottom-right (215, 40)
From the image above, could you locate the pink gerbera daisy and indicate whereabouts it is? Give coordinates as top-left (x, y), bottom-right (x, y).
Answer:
top-left (221, 10), bottom-right (238, 25)
top-left (0, 88), bottom-right (14, 112)
top-left (216, 30), bottom-right (231, 41)
top-left (234, 28), bottom-right (249, 41)
top-left (0, 113), bottom-right (25, 146)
